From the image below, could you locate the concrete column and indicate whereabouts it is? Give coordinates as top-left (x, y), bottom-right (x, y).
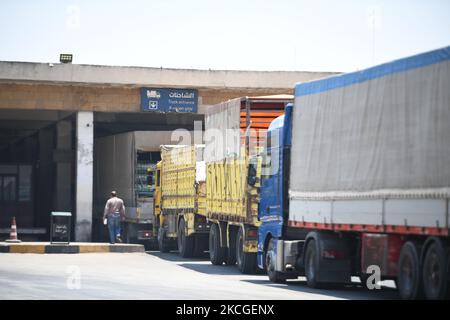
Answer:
top-left (54, 120), bottom-right (72, 211)
top-left (75, 112), bottom-right (93, 242)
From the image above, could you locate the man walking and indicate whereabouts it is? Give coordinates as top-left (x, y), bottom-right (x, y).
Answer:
top-left (103, 191), bottom-right (125, 244)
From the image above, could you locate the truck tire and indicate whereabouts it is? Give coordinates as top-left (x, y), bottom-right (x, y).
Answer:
top-left (225, 229), bottom-right (237, 265)
top-left (209, 223), bottom-right (226, 265)
top-left (304, 239), bottom-right (320, 288)
top-left (265, 238), bottom-right (287, 283)
top-left (226, 247), bottom-right (237, 265)
top-left (236, 227), bottom-right (257, 274)
top-left (398, 241), bottom-right (423, 299)
top-left (193, 235), bottom-right (206, 258)
top-left (158, 227), bottom-right (170, 253)
top-left (177, 218), bottom-right (194, 258)
top-left (422, 239), bottom-right (448, 299)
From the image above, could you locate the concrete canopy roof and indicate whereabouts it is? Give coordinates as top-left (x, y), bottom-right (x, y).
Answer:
top-left (0, 61), bottom-right (338, 89)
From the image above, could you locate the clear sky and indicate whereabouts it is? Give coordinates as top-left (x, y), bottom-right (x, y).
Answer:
top-left (0, 0), bottom-right (449, 72)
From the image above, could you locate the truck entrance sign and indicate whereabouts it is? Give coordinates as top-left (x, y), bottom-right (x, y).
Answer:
top-left (140, 88), bottom-right (198, 113)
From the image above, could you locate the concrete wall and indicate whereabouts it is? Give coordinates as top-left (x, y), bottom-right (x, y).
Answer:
top-left (0, 61), bottom-right (338, 114)
top-left (54, 120), bottom-right (73, 212)
top-left (0, 83), bottom-right (291, 113)
top-left (36, 126), bottom-right (55, 229)
top-left (0, 61), bottom-right (336, 89)
top-left (0, 134), bottom-right (37, 163)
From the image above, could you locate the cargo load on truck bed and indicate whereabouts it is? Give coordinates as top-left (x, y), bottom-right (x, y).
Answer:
top-left (205, 95), bottom-right (292, 224)
top-left (289, 46), bottom-right (450, 235)
top-left (154, 144), bottom-right (209, 257)
top-left (205, 95), bottom-right (293, 273)
top-left (159, 145), bottom-right (206, 217)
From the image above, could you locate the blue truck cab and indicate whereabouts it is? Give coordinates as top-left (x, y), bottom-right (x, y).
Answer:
top-left (257, 102), bottom-right (353, 284)
top-left (257, 102), bottom-right (351, 285)
top-left (257, 104), bottom-right (294, 273)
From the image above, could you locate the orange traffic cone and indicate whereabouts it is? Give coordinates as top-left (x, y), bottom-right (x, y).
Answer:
top-left (5, 216), bottom-right (21, 243)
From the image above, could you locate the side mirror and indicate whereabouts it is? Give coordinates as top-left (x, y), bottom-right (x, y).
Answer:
top-left (247, 164), bottom-right (257, 186)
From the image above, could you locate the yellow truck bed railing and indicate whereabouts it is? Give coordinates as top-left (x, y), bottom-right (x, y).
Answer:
top-left (160, 145), bottom-right (206, 215)
top-left (206, 152), bottom-right (261, 225)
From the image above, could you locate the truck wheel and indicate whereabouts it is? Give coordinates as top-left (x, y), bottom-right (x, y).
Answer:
top-left (225, 229), bottom-right (237, 265)
top-left (226, 247), bottom-right (237, 265)
top-left (398, 241), bottom-right (423, 299)
top-left (158, 228), bottom-right (170, 253)
top-left (422, 240), bottom-right (448, 299)
top-left (177, 218), bottom-right (194, 258)
top-left (265, 238), bottom-right (287, 283)
top-left (193, 235), bottom-right (206, 258)
top-left (236, 227), bottom-right (257, 274)
top-left (304, 239), bottom-right (320, 288)
top-left (209, 223), bottom-right (225, 265)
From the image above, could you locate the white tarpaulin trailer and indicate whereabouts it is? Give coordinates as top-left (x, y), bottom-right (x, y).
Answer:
top-left (94, 131), bottom-right (185, 243)
top-left (289, 46), bottom-right (450, 233)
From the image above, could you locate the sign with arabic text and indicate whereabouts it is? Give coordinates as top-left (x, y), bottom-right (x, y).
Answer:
top-left (140, 88), bottom-right (198, 113)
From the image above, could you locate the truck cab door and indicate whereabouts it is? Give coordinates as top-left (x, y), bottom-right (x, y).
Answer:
top-left (259, 130), bottom-right (283, 221)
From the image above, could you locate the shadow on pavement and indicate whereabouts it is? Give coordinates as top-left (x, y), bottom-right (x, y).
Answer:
top-left (146, 250), bottom-right (399, 299)
top-left (241, 278), bottom-right (400, 300)
top-left (178, 263), bottom-right (245, 276)
top-left (146, 250), bottom-right (210, 262)
top-left (147, 251), bottom-right (256, 276)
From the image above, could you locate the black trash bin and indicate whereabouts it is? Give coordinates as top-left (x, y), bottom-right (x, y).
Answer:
top-left (50, 212), bottom-right (72, 244)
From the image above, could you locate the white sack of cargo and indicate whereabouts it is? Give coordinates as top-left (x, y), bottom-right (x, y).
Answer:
top-left (289, 46), bottom-right (450, 234)
top-left (204, 98), bottom-right (241, 163)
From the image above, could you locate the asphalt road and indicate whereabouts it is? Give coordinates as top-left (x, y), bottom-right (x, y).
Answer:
top-left (0, 251), bottom-right (399, 300)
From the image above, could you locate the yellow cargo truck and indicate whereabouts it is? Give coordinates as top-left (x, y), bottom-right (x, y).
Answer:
top-left (153, 145), bottom-right (209, 257)
top-left (154, 95), bottom-right (292, 272)
top-left (206, 147), bottom-right (262, 273)
top-left (204, 95), bottom-right (292, 274)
